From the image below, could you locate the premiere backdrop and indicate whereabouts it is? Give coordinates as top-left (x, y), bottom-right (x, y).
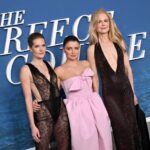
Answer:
top-left (0, 0), bottom-right (150, 149)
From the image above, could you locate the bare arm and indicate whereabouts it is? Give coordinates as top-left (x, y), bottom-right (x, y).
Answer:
top-left (124, 52), bottom-right (135, 92)
top-left (54, 67), bottom-right (62, 89)
top-left (20, 66), bottom-right (35, 128)
top-left (87, 45), bottom-right (99, 93)
top-left (121, 41), bottom-right (135, 93)
top-left (122, 41), bottom-right (138, 105)
top-left (20, 66), bottom-right (40, 142)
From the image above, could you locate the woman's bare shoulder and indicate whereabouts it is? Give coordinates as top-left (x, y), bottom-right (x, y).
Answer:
top-left (87, 44), bottom-right (95, 51)
top-left (20, 64), bottom-right (31, 81)
top-left (20, 64), bottom-right (30, 73)
top-left (54, 65), bottom-right (64, 77)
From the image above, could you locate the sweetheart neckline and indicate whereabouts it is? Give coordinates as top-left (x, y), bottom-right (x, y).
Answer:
top-left (62, 67), bottom-right (93, 83)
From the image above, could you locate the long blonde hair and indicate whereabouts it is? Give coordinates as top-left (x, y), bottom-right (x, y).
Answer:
top-left (89, 9), bottom-right (126, 51)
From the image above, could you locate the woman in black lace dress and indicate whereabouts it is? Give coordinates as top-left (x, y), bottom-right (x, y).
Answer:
top-left (87, 9), bottom-right (142, 150)
top-left (20, 32), bottom-right (70, 150)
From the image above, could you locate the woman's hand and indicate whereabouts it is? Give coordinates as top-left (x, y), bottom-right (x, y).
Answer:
top-left (31, 125), bottom-right (41, 143)
top-left (32, 100), bottom-right (40, 112)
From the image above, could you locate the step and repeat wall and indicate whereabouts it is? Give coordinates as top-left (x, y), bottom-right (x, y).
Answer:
top-left (0, 0), bottom-right (150, 149)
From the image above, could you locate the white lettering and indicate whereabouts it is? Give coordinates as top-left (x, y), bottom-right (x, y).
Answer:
top-left (73, 15), bottom-right (91, 41)
top-left (6, 54), bottom-right (28, 85)
top-left (128, 32), bottom-right (146, 60)
top-left (48, 18), bottom-right (70, 47)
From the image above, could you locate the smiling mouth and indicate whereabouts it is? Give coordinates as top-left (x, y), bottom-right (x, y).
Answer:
top-left (71, 55), bottom-right (76, 57)
top-left (101, 27), bottom-right (107, 29)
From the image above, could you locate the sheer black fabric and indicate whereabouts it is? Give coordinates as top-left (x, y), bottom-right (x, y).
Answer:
top-left (94, 42), bottom-right (142, 150)
top-left (26, 61), bottom-right (70, 150)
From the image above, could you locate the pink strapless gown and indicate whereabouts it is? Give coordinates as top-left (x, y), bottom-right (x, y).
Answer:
top-left (62, 68), bottom-right (112, 150)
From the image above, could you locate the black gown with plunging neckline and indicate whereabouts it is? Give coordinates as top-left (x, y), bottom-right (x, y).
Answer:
top-left (26, 60), bottom-right (70, 150)
top-left (94, 42), bottom-right (142, 150)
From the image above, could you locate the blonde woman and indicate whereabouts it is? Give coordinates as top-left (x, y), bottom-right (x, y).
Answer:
top-left (87, 9), bottom-right (142, 150)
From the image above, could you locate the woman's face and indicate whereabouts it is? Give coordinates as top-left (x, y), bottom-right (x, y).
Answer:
top-left (30, 38), bottom-right (46, 59)
top-left (96, 13), bottom-right (110, 35)
top-left (63, 41), bottom-right (80, 61)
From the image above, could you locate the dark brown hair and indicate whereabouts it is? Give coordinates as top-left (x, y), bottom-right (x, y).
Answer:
top-left (28, 32), bottom-right (45, 47)
top-left (63, 35), bottom-right (80, 47)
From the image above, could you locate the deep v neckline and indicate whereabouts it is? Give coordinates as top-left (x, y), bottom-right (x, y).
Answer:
top-left (29, 61), bottom-right (51, 83)
top-left (98, 42), bottom-right (119, 74)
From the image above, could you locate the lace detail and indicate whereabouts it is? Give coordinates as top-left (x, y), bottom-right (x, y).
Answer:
top-left (26, 61), bottom-right (70, 150)
top-left (35, 102), bottom-right (70, 150)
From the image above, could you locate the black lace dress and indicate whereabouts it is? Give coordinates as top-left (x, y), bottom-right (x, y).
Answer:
top-left (26, 61), bottom-right (70, 150)
top-left (94, 43), bottom-right (142, 150)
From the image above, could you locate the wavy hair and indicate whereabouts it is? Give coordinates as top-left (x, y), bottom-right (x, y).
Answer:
top-left (89, 9), bottom-right (126, 51)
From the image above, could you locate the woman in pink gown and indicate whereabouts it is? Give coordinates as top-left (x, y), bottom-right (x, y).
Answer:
top-left (55, 35), bottom-right (112, 150)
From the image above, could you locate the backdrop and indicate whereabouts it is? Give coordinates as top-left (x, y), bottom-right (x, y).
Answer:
top-left (0, 0), bottom-right (150, 149)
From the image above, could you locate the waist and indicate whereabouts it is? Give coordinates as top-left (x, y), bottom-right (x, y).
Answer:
top-left (66, 90), bottom-right (94, 99)
top-left (37, 99), bottom-right (49, 104)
